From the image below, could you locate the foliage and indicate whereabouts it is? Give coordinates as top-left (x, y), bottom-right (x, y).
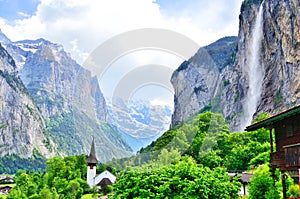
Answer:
top-left (249, 151), bottom-right (270, 167)
top-left (287, 184), bottom-right (300, 199)
top-left (45, 111), bottom-right (85, 156)
top-left (7, 155), bottom-right (89, 199)
top-left (248, 165), bottom-right (296, 199)
top-left (111, 111), bottom-right (271, 172)
top-left (81, 193), bottom-right (101, 199)
top-left (188, 111), bottom-right (229, 163)
top-left (217, 128), bottom-right (270, 171)
top-left (5, 110), bottom-right (277, 198)
top-left (111, 157), bottom-right (241, 198)
top-left (248, 164), bottom-right (279, 199)
top-left (0, 149), bottom-right (46, 174)
top-left (253, 112), bottom-right (270, 123)
top-left (274, 169), bottom-right (294, 199)
top-left (46, 110), bottom-right (131, 157)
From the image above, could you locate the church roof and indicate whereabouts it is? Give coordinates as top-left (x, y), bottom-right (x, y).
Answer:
top-left (87, 137), bottom-right (98, 164)
top-left (94, 170), bottom-right (117, 185)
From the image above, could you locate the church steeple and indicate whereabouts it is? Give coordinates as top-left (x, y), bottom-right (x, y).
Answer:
top-left (87, 137), bottom-right (98, 165)
top-left (87, 137), bottom-right (98, 188)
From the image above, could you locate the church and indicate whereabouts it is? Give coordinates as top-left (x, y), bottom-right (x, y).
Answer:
top-left (86, 138), bottom-right (116, 189)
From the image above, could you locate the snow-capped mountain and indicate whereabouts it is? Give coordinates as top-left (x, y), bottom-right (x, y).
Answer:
top-left (0, 29), bottom-right (11, 45)
top-left (108, 99), bottom-right (173, 151)
top-left (0, 30), bottom-right (132, 161)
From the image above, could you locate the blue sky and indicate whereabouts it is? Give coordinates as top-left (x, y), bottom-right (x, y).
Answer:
top-left (0, 0), bottom-right (243, 105)
top-left (0, 0), bottom-right (40, 21)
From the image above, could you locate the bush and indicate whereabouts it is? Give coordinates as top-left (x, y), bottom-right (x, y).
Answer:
top-left (287, 184), bottom-right (300, 199)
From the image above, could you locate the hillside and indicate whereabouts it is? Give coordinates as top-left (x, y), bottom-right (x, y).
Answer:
top-left (108, 111), bottom-right (270, 173)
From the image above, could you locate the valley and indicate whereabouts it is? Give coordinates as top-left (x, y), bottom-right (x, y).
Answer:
top-left (0, 0), bottom-right (300, 198)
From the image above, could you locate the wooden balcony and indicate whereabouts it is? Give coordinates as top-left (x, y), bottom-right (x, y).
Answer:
top-left (271, 147), bottom-right (300, 170)
top-left (270, 151), bottom-right (285, 168)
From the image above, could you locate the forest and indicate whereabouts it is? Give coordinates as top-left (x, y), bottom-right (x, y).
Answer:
top-left (4, 111), bottom-right (300, 198)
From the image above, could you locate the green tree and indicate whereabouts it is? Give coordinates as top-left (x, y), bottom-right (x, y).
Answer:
top-left (248, 164), bottom-right (279, 199)
top-left (253, 112), bottom-right (270, 124)
top-left (7, 187), bottom-right (27, 199)
top-left (157, 148), bottom-right (181, 166)
top-left (112, 157), bottom-right (241, 198)
top-left (38, 186), bottom-right (58, 199)
top-left (8, 155), bottom-right (89, 199)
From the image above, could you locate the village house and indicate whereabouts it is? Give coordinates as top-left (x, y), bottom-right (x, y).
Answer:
top-left (246, 105), bottom-right (300, 199)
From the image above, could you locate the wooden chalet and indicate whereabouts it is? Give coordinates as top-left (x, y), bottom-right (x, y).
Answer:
top-left (246, 104), bottom-right (300, 198)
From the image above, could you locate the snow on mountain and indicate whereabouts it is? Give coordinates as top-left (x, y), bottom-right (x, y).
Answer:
top-left (108, 99), bottom-right (173, 151)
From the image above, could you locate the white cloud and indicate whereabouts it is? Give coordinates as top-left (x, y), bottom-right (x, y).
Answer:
top-left (17, 12), bottom-right (31, 18)
top-left (0, 0), bottom-right (243, 64)
top-left (0, 0), bottom-right (243, 105)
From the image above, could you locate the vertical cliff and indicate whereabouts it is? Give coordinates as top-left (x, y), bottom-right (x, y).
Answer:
top-left (7, 39), bottom-right (110, 122)
top-left (171, 0), bottom-right (300, 131)
top-left (258, 0), bottom-right (300, 113)
top-left (0, 44), bottom-right (54, 157)
top-left (221, 0), bottom-right (300, 130)
top-left (171, 36), bottom-right (237, 128)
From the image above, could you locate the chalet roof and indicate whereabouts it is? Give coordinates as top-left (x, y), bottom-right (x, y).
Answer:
top-left (86, 137), bottom-right (98, 164)
top-left (245, 104), bottom-right (300, 131)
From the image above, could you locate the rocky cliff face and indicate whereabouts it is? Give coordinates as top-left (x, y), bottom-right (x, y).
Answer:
top-left (172, 0), bottom-right (300, 131)
top-left (0, 43), bottom-right (54, 158)
top-left (6, 39), bottom-right (110, 122)
top-left (171, 36), bottom-right (237, 128)
top-left (258, 0), bottom-right (300, 113)
top-left (2, 33), bottom-right (132, 161)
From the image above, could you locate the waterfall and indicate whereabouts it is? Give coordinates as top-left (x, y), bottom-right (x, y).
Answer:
top-left (242, 4), bottom-right (264, 129)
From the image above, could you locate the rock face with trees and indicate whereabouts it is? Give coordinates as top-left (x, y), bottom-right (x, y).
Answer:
top-left (171, 0), bottom-right (300, 131)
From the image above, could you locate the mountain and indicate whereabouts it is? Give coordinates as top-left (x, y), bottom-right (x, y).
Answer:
top-left (171, 0), bottom-right (300, 131)
top-left (1, 32), bottom-right (132, 162)
top-left (108, 99), bottom-right (172, 151)
top-left (171, 36), bottom-right (237, 128)
top-left (0, 43), bottom-right (54, 158)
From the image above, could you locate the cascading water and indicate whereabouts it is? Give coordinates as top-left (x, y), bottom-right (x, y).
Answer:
top-left (242, 4), bottom-right (264, 129)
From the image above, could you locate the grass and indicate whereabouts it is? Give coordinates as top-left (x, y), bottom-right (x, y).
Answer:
top-left (81, 193), bottom-right (102, 199)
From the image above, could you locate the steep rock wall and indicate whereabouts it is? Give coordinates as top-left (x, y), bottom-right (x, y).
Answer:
top-left (0, 44), bottom-right (54, 157)
top-left (171, 0), bottom-right (300, 131)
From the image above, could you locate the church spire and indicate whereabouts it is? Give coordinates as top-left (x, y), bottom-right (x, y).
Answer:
top-left (87, 136), bottom-right (98, 164)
